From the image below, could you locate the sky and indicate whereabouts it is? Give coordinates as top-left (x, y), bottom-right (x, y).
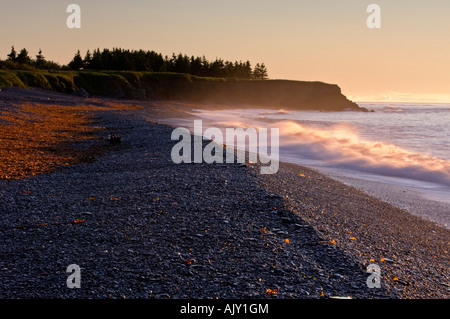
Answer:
top-left (1, 0), bottom-right (450, 102)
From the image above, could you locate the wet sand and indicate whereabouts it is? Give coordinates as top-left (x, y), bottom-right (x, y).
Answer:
top-left (323, 171), bottom-right (450, 230)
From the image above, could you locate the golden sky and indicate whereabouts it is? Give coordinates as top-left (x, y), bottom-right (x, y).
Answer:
top-left (1, 0), bottom-right (450, 102)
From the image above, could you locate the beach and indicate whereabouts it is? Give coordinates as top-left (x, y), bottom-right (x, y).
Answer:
top-left (0, 88), bottom-right (448, 299)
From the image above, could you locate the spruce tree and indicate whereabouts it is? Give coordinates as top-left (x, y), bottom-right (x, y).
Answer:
top-left (68, 50), bottom-right (84, 70)
top-left (65, 47), bottom-right (269, 79)
top-left (89, 49), bottom-right (102, 69)
top-left (35, 49), bottom-right (45, 68)
top-left (83, 50), bottom-right (92, 69)
top-left (253, 63), bottom-right (268, 79)
top-left (259, 63), bottom-right (268, 79)
top-left (7, 46), bottom-right (17, 61)
top-left (16, 48), bottom-right (32, 65)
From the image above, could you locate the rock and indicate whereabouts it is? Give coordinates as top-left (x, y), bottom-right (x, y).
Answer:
top-left (394, 278), bottom-right (410, 286)
top-left (73, 88), bottom-right (90, 98)
top-left (109, 133), bottom-right (122, 144)
top-left (380, 258), bottom-right (394, 263)
top-left (1, 88), bottom-right (447, 299)
top-left (127, 88), bottom-right (146, 100)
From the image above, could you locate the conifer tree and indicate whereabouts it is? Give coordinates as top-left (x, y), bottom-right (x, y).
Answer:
top-left (83, 50), bottom-right (92, 69)
top-left (65, 47), bottom-right (269, 79)
top-left (7, 46), bottom-right (17, 62)
top-left (68, 50), bottom-right (84, 70)
top-left (16, 48), bottom-right (32, 65)
top-left (253, 63), bottom-right (268, 79)
top-left (34, 49), bottom-right (46, 68)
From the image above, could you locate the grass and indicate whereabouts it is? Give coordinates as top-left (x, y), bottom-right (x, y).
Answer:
top-left (0, 69), bottom-right (230, 98)
top-left (0, 70), bottom-right (76, 92)
top-left (0, 69), bottom-right (360, 111)
top-left (0, 71), bottom-right (26, 88)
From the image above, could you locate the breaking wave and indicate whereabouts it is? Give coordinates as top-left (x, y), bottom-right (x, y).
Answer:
top-left (276, 121), bottom-right (450, 187)
top-left (185, 106), bottom-right (450, 193)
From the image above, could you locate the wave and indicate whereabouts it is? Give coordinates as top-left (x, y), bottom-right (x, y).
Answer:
top-left (258, 109), bottom-right (290, 116)
top-left (276, 121), bottom-right (450, 187)
top-left (188, 108), bottom-right (450, 188)
top-left (380, 106), bottom-right (403, 113)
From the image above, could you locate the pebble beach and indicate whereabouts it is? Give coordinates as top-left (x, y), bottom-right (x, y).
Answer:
top-left (0, 88), bottom-right (448, 299)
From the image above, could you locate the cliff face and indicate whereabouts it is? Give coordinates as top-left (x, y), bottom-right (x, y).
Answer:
top-left (97, 74), bottom-right (364, 111)
top-left (0, 70), bottom-right (366, 111)
top-left (163, 79), bottom-right (364, 111)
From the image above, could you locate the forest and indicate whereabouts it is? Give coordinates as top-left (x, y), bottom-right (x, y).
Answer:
top-left (0, 46), bottom-right (269, 80)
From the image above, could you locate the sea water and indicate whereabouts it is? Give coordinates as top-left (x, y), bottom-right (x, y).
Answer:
top-left (183, 102), bottom-right (450, 206)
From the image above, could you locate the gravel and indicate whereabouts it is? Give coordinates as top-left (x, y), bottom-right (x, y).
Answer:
top-left (0, 88), bottom-right (448, 299)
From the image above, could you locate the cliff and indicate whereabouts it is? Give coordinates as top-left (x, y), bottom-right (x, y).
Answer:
top-left (0, 70), bottom-right (366, 111)
top-left (168, 79), bottom-right (363, 111)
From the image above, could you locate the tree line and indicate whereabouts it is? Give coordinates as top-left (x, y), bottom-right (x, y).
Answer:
top-left (1, 46), bottom-right (269, 79)
top-left (0, 46), bottom-right (61, 70)
top-left (69, 48), bottom-right (268, 79)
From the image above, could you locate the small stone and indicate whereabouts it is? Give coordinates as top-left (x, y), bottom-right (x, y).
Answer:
top-left (109, 134), bottom-right (122, 144)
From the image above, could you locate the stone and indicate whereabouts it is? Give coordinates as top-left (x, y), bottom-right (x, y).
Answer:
top-left (74, 88), bottom-right (90, 98)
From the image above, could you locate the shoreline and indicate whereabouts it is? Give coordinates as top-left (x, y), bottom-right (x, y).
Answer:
top-left (256, 161), bottom-right (449, 298)
top-left (143, 99), bottom-right (450, 230)
top-left (317, 168), bottom-right (450, 230)
top-left (0, 88), bottom-right (448, 298)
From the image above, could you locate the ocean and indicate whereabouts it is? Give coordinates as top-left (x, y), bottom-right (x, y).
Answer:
top-left (177, 102), bottom-right (450, 198)
top-left (161, 102), bottom-right (450, 227)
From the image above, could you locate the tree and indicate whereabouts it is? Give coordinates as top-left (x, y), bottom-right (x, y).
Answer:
top-left (260, 63), bottom-right (268, 79)
top-left (68, 50), bottom-right (84, 70)
top-left (7, 46), bottom-right (17, 61)
top-left (88, 49), bottom-right (103, 69)
top-left (65, 47), bottom-right (269, 79)
top-left (209, 58), bottom-right (225, 77)
top-left (244, 61), bottom-right (253, 79)
top-left (83, 50), bottom-right (92, 69)
top-left (16, 48), bottom-right (32, 65)
top-left (173, 53), bottom-right (190, 74)
top-left (190, 56), bottom-right (202, 76)
top-left (34, 49), bottom-right (46, 68)
top-left (253, 63), bottom-right (268, 79)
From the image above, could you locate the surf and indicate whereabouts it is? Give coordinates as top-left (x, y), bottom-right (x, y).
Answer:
top-left (187, 105), bottom-right (450, 201)
top-left (276, 120), bottom-right (450, 188)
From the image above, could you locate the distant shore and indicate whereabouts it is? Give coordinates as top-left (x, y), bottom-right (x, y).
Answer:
top-left (0, 88), bottom-right (448, 299)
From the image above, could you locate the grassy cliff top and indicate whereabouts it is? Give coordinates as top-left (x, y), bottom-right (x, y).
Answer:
top-left (0, 70), bottom-right (365, 111)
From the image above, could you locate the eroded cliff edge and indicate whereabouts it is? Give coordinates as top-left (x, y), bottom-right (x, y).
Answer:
top-left (0, 70), bottom-right (366, 111)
